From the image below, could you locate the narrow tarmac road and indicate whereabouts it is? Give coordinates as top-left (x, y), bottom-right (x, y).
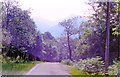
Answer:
top-left (26, 62), bottom-right (71, 75)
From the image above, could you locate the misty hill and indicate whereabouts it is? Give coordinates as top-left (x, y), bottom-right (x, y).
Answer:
top-left (34, 16), bottom-right (86, 38)
top-left (47, 25), bottom-right (64, 37)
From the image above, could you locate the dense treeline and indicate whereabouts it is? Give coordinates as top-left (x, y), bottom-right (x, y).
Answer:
top-left (1, 0), bottom-right (61, 62)
top-left (1, 0), bottom-right (119, 64)
top-left (88, 2), bottom-right (120, 62)
top-left (2, 0), bottom-right (37, 62)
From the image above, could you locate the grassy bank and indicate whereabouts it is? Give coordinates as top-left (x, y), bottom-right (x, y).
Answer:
top-left (68, 66), bottom-right (89, 76)
top-left (67, 65), bottom-right (105, 77)
top-left (2, 61), bottom-right (43, 75)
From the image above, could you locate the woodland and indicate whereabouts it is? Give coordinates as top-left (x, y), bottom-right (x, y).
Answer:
top-left (0, 0), bottom-right (120, 75)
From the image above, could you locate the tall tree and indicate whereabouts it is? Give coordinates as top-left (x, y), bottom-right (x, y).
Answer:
top-left (59, 17), bottom-right (78, 60)
top-left (41, 32), bottom-right (58, 61)
top-left (88, 1), bottom-right (120, 62)
top-left (105, 1), bottom-right (110, 74)
top-left (2, 0), bottom-right (37, 60)
top-left (75, 20), bottom-right (105, 60)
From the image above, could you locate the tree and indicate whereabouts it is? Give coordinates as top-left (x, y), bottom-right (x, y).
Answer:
top-left (41, 32), bottom-right (58, 61)
top-left (112, 2), bottom-right (120, 60)
top-left (105, 1), bottom-right (110, 74)
top-left (57, 36), bottom-right (71, 60)
top-left (59, 17), bottom-right (79, 60)
top-left (88, 1), bottom-right (120, 62)
top-left (2, 0), bottom-right (37, 61)
top-left (74, 20), bottom-right (105, 60)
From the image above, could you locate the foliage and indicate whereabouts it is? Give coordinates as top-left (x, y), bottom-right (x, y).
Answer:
top-left (40, 32), bottom-right (58, 61)
top-left (1, 0), bottom-right (119, 71)
top-left (2, 2), bottom-right (36, 47)
top-left (56, 36), bottom-right (68, 60)
top-left (72, 56), bottom-right (105, 73)
top-left (112, 2), bottom-right (120, 36)
top-left (86, 2), bottom-right (120, 61)
top-left (61, 57), bottom-right (105, 74)
top-left (112, 23), bottom-right (120, 36)
top-left (68, 66), bottom-right (89, 76)
top-left (59, 17), bottom-right (80, 60)
top-left (2, 0), bottom-right (43, 62)
top-left (61, 59), bottom-right (73, 65)
top-left (43, 32), bottom-right (55, 40)
top-left (68, 65), bottom-right (104, 76)
top-left (2, 56), bottom-right (29, 64)
top-left (2, 45), bottom-right (29, 62)
top-left (108, 60), bottom-right (120, 76)
top-left (59, 17), bottom-right (79, 36)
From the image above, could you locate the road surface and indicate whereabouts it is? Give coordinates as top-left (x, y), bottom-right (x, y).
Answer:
top-left (26, 62), bottom-right (71, 75)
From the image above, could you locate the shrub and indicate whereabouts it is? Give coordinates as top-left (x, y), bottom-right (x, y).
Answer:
top-left (2, 56), bottom-right (29, 64)
top-left (61, 59), bottom-right (73, 66)
top-left (69, 66), bottom-right (89, 75)
top-left (108, 60), bottom-right (120, 75)
top-left (73, 56), bottom-right (105, 73)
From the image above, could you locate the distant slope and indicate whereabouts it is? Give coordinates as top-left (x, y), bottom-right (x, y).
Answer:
top-left (33, 16), bottom-right (87, 38)
top-left (48, 25), bottom-right (64, 37)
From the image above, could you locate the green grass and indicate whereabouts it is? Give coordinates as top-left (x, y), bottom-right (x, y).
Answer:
top-left (2, 61), bottom-right (43, 71)
top-left (66, 65), bottom-right (105, 77)
top-left (68, 66), bottom-right (89, 76)
top-left (61, 64), bottom-right (90, 76)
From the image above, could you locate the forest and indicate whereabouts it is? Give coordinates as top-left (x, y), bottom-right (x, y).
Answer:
top-left (0, 0), bottom-right (120, 76)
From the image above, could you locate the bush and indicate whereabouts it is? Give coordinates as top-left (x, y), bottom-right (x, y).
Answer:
top-left (61, 59), bottom-right (73, 66)
top-left (2, 56), bottom-right (29, 64)
top-left (73, 56), bottom-right (105, 73)
top-left (69, 66), bottom-right (89, 75)
top-left (108, 60), bottom-right (120, 75)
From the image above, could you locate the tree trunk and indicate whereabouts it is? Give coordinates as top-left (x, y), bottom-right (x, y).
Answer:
top-left (118, 2), bottom-right (120, 60)
top-left (67, 33), bottom-right (72, 60)
top-left (105, 1), bottom-right (110, 74)
top-left (4, 1), bottom-right (9, 30)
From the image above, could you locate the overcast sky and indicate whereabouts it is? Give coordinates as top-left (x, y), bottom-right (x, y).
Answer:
top-left (18, 0), bottom-right (92, 26)
top-left (2, 0), bottom-right (93, 35)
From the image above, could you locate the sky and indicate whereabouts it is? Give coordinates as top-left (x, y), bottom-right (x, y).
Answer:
top-left (8, 0), bottom-right (93, 36)
top-left (18, 0), bottom-right (93, 26)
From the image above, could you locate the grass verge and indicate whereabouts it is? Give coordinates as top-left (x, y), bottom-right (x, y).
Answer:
top-left (2, 61), bottom-right (43, 75)
top-left (2, 61), bottom-right (43, 71)
top-left (68, 66), bottom-right (89, 76)
top-left (67, 65), bottom-right (105, 77)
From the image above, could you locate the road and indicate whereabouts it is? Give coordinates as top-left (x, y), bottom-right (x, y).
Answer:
top-left (26, 62), bottom-right (71, 75)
